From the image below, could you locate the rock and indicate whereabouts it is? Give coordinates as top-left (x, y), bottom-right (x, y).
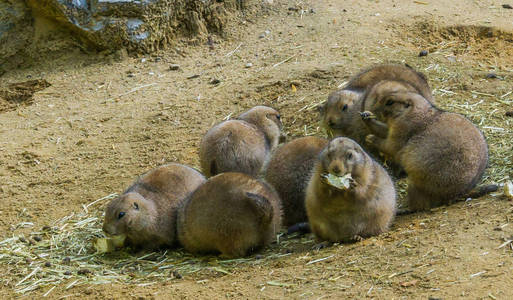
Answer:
top-left (0, 0), bottom-right (259, 69)
top-left (209, 78), bottom-right (221, 85)
top-left (418, 50), bottom-right (428, 57)
top-left (502, 4), bottom-right (513, 9)
top-left (169, 64), bottom-right (180, 71)
top-left (245, 62), bottom-right (253, 68)
top-left (506, 111), bottom-right (513, 117)
top-left (486, 73), bottom-right (498, 79)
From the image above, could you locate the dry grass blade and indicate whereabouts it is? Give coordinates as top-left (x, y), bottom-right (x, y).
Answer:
top-left (0, 193), bottom-right (297, 295)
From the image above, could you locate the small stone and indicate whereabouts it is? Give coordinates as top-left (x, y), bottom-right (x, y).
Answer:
top-left (265, 30), bottom-right (271, 35)
top-left (254, 254), bottom-right (264, 259)
top-left (127, 73), bottom-right (135, 78)
top-left (209, 79), bottom-right (221, 85)
top-left (505, 111), bottom-right (513, 117)
top-left (502, 4), bottom-right (513, 9)
top-left (78, 269), bottom-right (92, 275)
top-left (258, 33), bottom-right (265, 39)
top-left (19, 237), bottom-right (27, 243)
top-left (419, 50), bottom-right (428, 57)
top-left (310, 8), bottom-right (316, 13)
top-left (169, 64), bottom-right (180, 71)
top-left (63, 257), bottom-right (71, 264)
top-left (173, 271), bottom-right (182, 279)
top-left (33, 236), bottom-right (42, 242)
top-left (245, 63), bottom-right (253, 68)
top-left (42, 225), bottom-right (51, 231)
top-left (154, 57), bottom-right (162, 62)
top-left (64, 271), bottom-right (72, 276)
top-left (141, 58), bottom-right (147, 63)
top-left (486, 73), bottom-right (497, 79)
top-left (44, 261), bottom-right (52, 267)
top-left (25, 258), bottom-right (32, 264)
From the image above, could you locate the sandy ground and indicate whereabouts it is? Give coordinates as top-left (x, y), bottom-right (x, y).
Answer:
top-left (1, 0), bottom-right (513, 298)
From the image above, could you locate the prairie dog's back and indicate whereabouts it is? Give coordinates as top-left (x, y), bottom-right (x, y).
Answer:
top-left (177, 172), bottom-right (282, 258)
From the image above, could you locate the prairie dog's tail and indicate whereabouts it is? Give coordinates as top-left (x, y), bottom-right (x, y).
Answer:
top-left (245, 192), bottom-right (274, 224)
top-left (466, 184), bottom-right (498, 199)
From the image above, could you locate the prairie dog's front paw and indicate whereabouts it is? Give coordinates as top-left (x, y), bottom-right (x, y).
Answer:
top-left (360, 111), bottom-right (375, 120)
top-left (365, 134), bottom-right (377, 145)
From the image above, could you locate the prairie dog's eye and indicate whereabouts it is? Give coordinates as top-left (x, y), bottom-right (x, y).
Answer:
top-left (118, 212), bottom-right (126, 220)
top-left (133, 202), bottom-right (139, 210)
top-left (276, 114), bottom-right (281, 121)
top-left (342, 104), bottom-right (348, 111)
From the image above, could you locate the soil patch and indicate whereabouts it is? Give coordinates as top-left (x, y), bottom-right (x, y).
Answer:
top-left (0, 79), bottom-right (51, 113)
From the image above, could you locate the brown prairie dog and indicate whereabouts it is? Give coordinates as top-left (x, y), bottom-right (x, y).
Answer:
top-left (199, 106), bottom-right (283, 177)
top-left (103, 163), bottom-right (206, 249)
top-left (320, 64), bottom-right (434, 141)
top-left (177, 172), bottom-right (282, 258)
top-left (305, 137), bottom-right (396, 242)
top-left (264, 136), bottom-right (328, 226)
top-left (361, 85), bottom-right (488, 211)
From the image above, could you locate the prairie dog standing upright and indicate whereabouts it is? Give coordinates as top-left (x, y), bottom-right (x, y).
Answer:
top-left (305, 137), bottom-right (396, 242)
top-left (265, 136), bottom-right (329, 226)
top-left (103, 164), bottom-right (206, 249)
top-left (199, 106), bottom-right (283, 177)
top-left (361, 85), bottom-right (489, 211)
top-left (177, 172), bottom-right (282, 258)
top-left (319, 64), bottom-right (434, 142)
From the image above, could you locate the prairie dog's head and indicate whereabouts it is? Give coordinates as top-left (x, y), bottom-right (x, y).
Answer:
top-left (368, 90), bottom-right (432, 122)
top-left (319, 137), bottom-right (367, 178)
top-left (103, 192), bottom-right (156, 238)
top-left (362, 80), bottom-right (418, 113)
top-left (237, 106), bottom-right (284, 149)
top-left (318, 90), bottom-right (361, 137)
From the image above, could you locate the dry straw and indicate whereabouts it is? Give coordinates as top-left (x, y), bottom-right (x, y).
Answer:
top-left (0, 194), bottom-right (313, 296)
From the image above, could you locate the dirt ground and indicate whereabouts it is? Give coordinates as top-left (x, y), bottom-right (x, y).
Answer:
top-left (1, 0), bottom-right (513, 299)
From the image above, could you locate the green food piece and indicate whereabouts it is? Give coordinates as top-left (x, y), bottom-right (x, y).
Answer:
top-left (323, 173), bottom-right (353, 190)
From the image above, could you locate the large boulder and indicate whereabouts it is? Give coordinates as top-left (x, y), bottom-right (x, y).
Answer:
top-left (0, 0), bottom-right (258, 70)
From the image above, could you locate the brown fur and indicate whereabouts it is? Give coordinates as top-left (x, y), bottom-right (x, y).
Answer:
top-left (361, 87), bottom-right (489, 211)
top-left (199, 106), bottom-right (283, 177)
top-left (264, 136), bottom-right (329, 226)
top-left (177, 172), bottom-right (282, 258)
top-left (103, 163), bottom-right (206, 249)
top-left (320, 64), bottom-right (433, 142)
top-left (305, 137), bottom-right (396, 242)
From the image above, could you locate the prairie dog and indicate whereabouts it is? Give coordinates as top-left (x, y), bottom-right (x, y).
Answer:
top-left (103, 163), bottom-right (206, 249)
top-left (199, 106), bottom-right (283, 177)
top-left (305, 137), bottom-right (396, 242)
top-left (264, 136), bottom-right (328, 226)
top-left (320, 64), bottom-right (434, 141)
top-left (177, 172), bottom-right (282, 258)
top-left (361, 88), bottom-right (489, 211)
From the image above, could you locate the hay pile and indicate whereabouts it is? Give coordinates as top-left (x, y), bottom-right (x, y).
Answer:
top-left (0, 193), bottom-right (310, 296)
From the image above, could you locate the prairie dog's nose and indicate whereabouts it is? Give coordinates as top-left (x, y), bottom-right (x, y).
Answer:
top-left (332, 165), bottom-right (341, 175)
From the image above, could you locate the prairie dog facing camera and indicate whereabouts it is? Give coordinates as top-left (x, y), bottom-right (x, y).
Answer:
top-left (305, 137), bottom-right (396, 243)
top-left (103, 163), bottom-right (206, 249)
top-left (319, 64), bottom-right (434, 141)
top-left (264, 136), bottom-right (329, 226)
top-left (361, 86), bottom-right (489, 211)
top-left (199, 106), bottom-right (283, 177)
top-left (177, 172), bottom-right (282, 258)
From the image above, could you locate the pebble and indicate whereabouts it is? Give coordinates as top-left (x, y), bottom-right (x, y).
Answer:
top-left (64, 271), bottom-right (72, 276)
top-left (173, 271), bottom-right (183, 279)
top-left (209, 79), bottom-right (221, 85)
top-left (245, 63), bottom-right (253, 68)
top-left (418, 50), bottom-right (428, 57)
top-left (502, 4), bottom-right (513, 9)
top-left (44, 261), bottom-right (52, 267)
top-left (33, 236), bottom-right (42, 242)
top-left (78, 269), bottom-right (92, 275)
top-left (169, 64), bottom-right (180, 71)
top-left (63, 257), bottom-right (71, 264)
top-left (486, 73), bottom-right (497, 79)
top-left (505, 111), bottom-right (513, 117)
